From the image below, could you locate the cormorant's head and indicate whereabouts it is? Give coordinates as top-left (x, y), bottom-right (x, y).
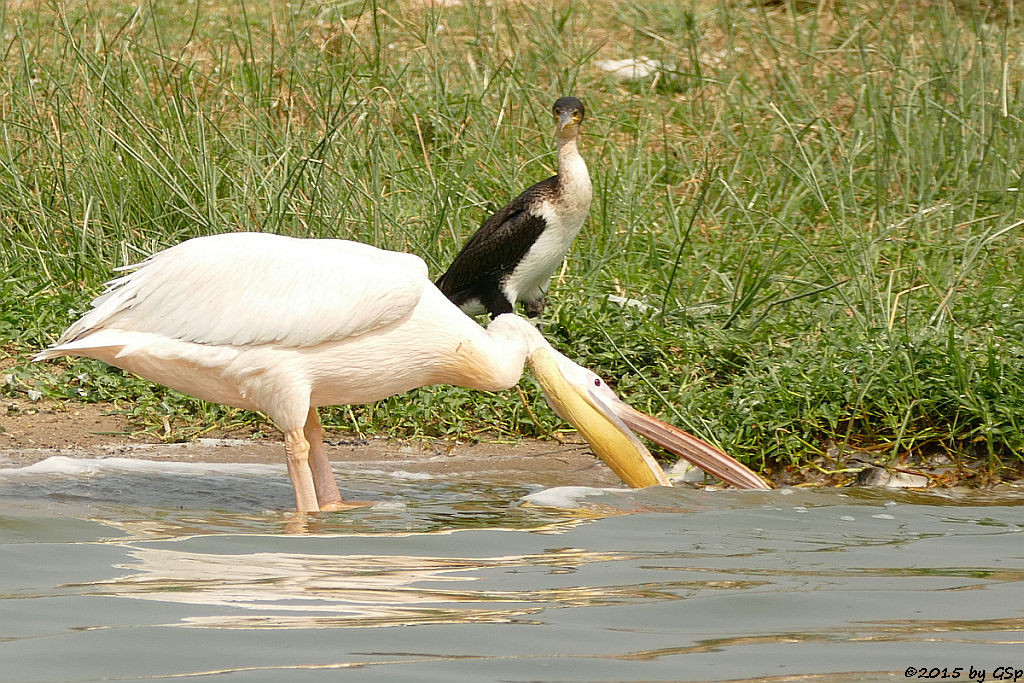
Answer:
top-left (553, 96), bottom-right (585, 140)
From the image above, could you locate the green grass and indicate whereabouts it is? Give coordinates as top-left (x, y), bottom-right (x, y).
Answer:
top-left (3, 0), bottom-right (1024, 476)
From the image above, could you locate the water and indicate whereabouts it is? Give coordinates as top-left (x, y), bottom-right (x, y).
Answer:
top-left (1, 456), bottom-right (1022, 682)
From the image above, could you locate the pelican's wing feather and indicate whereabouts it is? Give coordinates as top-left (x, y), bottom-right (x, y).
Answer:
top-left (55, 233), bottom-right (428, 348)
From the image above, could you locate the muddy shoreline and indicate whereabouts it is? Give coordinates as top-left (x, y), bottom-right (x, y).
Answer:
top-left (2, 398), bottom-right (1021, 490)
top-left (0, 398), bottom-right (628, 488)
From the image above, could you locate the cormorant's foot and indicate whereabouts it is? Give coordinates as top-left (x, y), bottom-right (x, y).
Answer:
top-left (524, 297), bottom-right (546, 318)
top-left (319, 500), bottom-right (377, 511)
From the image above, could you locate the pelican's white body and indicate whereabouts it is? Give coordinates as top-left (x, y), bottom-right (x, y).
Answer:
top-left (36, 232), bottom-right (765, 509)
top-left (37, 233), bottom-right (535, 433)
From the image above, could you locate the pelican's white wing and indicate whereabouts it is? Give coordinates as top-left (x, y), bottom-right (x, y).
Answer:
top-left (51, 233), bottom-right (428, 349)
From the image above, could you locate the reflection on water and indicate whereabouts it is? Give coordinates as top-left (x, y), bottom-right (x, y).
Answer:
top-left (0, 458), bottom-right (1022, 682)
top-left (83, 545), bottom-right (704, 629)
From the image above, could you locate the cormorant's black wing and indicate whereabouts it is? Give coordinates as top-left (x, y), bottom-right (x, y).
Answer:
top-left (436, 176), bottom-right (557, 306)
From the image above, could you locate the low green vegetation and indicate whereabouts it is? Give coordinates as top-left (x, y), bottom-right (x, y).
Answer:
top-left (3, 0), bottom-right (1023, 476)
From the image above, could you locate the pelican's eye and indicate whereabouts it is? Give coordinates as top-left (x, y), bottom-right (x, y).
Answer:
top-left (593, 378), bottom-right (602, 387)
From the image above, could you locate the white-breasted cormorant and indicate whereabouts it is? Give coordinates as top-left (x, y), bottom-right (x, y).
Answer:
top-left (437, 96), bottom-right (592, 318)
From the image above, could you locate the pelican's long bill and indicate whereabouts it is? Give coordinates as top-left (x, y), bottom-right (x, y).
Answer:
top-left (527, 347), bottom-right (771, 491)
top-left (614, 402), bottom-right (771, 490)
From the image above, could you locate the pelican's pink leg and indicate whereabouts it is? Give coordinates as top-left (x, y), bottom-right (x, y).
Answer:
top-left (283, 429), bottom-right (320, 512)
top-left (304, 408), bottom-right (374, 512)
top-left (304, 408), bottom-right (343, 508)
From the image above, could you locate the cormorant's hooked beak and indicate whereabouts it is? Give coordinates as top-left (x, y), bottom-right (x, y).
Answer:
top-left (527, 347), bottom-right (771, 490)
top-left (557, 110), bottom-right (582, 138)
top-left (559, 109), bottom-right (579, 129)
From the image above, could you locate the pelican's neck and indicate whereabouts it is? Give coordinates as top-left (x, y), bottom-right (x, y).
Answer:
top-left (487, 313), bottom-right (549, 354)
top-left (437, 310), bottom-right (548, 393)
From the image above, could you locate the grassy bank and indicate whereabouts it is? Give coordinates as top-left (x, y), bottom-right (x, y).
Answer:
top-left (3, 0), bottom-right (1023, 477)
